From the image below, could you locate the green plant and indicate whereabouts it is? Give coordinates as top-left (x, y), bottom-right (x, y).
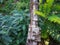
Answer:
top-left (0, 10), bottom-right (30, 45)
top-left (15, 2), bottom-right (29, 11)
top-left (0, 0), bottom-right (15, 14)
top-left (0, 0), bottom-right (29, 14)
top-left (36, 0), bottom-right (60, 42)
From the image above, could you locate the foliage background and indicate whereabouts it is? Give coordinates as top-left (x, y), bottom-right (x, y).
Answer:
top-left (0, 0), bottom-right (30, 45)
top-left (36, 0), bottom-right (60, 44)
top-left (0, 11), bottom-right (30, 45)
top-left (0, 0), bottom-right (60, 45)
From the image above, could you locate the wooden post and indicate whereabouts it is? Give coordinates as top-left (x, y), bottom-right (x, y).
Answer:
top-left (26, 0), bottom-right (41, 45)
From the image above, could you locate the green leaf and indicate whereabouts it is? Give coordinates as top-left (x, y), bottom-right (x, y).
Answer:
top-left (48, 15), bottom-right (60, 24)
top-left (35, 11), bottom-right (46, 17)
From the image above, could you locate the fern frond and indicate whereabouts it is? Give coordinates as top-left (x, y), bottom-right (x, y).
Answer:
top-left (35, 11), bottom-right (46, 17)
top-left (48, 15), bottom-right (60, 24)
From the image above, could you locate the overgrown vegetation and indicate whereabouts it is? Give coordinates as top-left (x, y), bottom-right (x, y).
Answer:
top-left (0, 0), bottom-right (60, 45)
top-left (36, 0), bottom-right (60, 43)
top-left (0, 0), bottom-right (30, 45)
top-left (0, 11), bottom-right (30, 45)
top-left (0, 0), bottom-right (29, 14)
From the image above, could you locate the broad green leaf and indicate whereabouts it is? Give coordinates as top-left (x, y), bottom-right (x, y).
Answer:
top-left (35, 11), bottom-right (46, 17)
top-left (48, 15), bottom-right (60, 24)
